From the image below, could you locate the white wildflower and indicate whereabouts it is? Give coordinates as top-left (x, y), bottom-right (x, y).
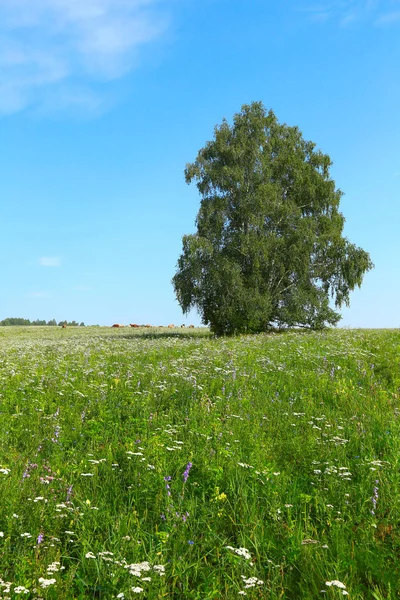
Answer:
top-left (14, 586), bottom-right (30, 594)
top-left (325, 580), bottom-right (346, 589)
top-left (226, 546), bottom-right (251, 560)
top-left (38, 577), bottom-right (56, 588)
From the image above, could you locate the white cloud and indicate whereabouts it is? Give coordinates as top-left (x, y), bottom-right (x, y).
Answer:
top-left (0, 0), bottom-right (170, 115)
top-left (39, 256), bottom-right (61, 267)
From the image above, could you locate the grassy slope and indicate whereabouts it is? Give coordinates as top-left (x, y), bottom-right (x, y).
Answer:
top-left (0, 327), bottom-right (399, 599)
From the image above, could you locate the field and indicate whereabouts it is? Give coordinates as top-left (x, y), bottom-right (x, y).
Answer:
top-left (0, 326), bottom-right (399, 599)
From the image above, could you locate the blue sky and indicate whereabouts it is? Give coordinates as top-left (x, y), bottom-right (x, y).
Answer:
top-left (0, 0), bottom-right (399, 327)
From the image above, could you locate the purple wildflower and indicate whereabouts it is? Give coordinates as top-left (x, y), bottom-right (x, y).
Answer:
top-left (164, 476), bottom-right (172, 496)
top-left (37, 532), bottom-right (44, 545)
top-left (51, 425), bottom-right (60, 443)
top-left (371, 480), bottom-right (379, 515)
top-left (66, 485), bottom-right (73, 502)
top-left (22, 462), bottom-right (38, 481)
top-left (183, 462), bottom-right (193, 483)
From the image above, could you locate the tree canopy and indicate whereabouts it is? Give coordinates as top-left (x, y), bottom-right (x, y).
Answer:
top-left (172, 102), bottom-right (373, 335)
top-left (0, 318), bottom-right (85, 326)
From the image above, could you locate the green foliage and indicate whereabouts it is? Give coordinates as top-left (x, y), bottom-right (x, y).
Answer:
top-left (0, 318), bottom-right (85, 326)
top-left (173, 102), bottom-right (373, 334)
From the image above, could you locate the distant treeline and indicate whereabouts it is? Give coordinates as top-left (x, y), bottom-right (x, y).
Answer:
top-left (0, 318), bottom-right (85, 327)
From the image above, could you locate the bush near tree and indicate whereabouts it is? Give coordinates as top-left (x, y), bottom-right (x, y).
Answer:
top-left (173, 102), bottom-right (373, 335)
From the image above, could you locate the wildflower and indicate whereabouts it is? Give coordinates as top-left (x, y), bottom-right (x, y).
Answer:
top-left (85, 552), bottom-right (96, 559)
top-left (117, 594), bottom-right (125, 599)
top-left (131, 586), bottom-right (144, 593)
top-left (226, 546), bottom-right (251, 560)
top-left (371, 480), bottom-right (379, 515)
top-left (241, 576), bottom-right (264, 588)
top-left (183, 462), bottom-right (193, 483)
top-left (325, 580), bottom-right (346, 590)
top-left (188, 540), bottom-right (194, 545)
top-left (0, 532), bottom-right (4, 537)
top-left (153, 564), bottom-right (165, 574)
top-left (51, 425), bottom-right (60, 443)
top-left (37, 532), bottom-right (44, 545)
top-left (47, 562), bottom-right (62, 573)
top-left (66, 485), bottom-right (73, 502)
top-left (38, 578), bottom-right (56, 588)
top-left (14, 586), bottom-right (30, 594)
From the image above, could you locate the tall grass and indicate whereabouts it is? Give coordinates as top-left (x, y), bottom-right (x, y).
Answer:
top-left (0, 326), bottom-right (399, 599)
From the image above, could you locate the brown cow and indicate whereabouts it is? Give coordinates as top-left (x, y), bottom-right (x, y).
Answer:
top-left (130, 324), bottom-right (140, 328)
top-left (112, 324), bottom-right (124, 328)
top-left (189, 325), bottom-right (195, 328)
top-left (62, 324), bottom-right (67, 329)
top-left (167, 324), bottom-right (175, 328)
top-left (145, 324), bottom-right (151, 328)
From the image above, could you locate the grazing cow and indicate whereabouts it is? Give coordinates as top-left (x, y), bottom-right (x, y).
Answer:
top-left (189, 325), bottom-right (195, 328)
top-left (112, 324), bottom-right (124, 328)
top-left (130, 324), bottom-right (140, 328)
top-left (181, 324), bottom-right (185, 328)
top-left (145, 324), bottom-right (151, 328)
top-left (167, 324), bottom-right (175, 328)
top-left (62, 324), bottom-right (67, 329)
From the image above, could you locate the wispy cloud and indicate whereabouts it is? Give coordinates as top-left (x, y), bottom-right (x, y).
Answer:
top-left (0, 0), bottom-right (170, 115)
top-left (297, 1), bottom-right (400, 27)
top-left (375, 11), bottom-right (400, 25)
top-left (39, 256), bottom-right (61, 267)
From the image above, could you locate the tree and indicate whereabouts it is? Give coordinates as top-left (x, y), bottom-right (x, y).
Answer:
top-left (172, 102), bottom-right (373, 335)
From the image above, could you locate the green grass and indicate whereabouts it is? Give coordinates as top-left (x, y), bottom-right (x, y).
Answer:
top-left (0, 326), bottom-right (399, 599)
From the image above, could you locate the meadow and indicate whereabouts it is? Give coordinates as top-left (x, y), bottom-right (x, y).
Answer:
top-left (0, 326), bottom-right (399, 599)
